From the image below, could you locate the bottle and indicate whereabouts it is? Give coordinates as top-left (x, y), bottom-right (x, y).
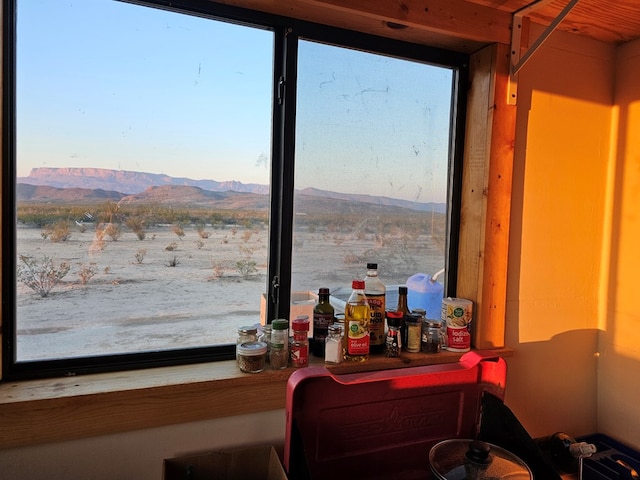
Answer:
top-left (270, 318), bottom-right (289, 369)
top-left (364, 263), bottom-right (385, 354)
top-left (405, 313), bottom-right (422, 353)
top-left (258, 324), bottom-right (272, 364)
top-left (325, 323), bottom-right (343, 364)
top-left (344, 280), bottom-right (370, 362)
top-left (385, 310), bottom-right (403, 357)
top-left (396, 286), bottom-right (410, 350)
top-left (312, 287), bottom-right (335, 357)
top-left (290, 316), bottom-right (310, 368)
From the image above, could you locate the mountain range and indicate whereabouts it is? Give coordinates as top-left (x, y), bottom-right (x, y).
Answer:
top-left (17, 167), bottom-right (445, 213)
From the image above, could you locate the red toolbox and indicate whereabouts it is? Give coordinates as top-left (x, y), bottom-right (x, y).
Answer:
top-left (284, 351), bottom-right (508, 480)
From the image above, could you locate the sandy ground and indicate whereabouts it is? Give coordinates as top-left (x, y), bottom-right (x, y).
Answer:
top-left (16, 223), bottom-right (443, 361)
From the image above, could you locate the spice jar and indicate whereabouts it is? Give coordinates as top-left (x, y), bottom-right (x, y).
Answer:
top-left (258, 324), bottom-right (272, 364)
top-left (291, 316), bottom-right (310, 368)
top-left (405, 313), bottom-right (422, 353)
top-left (237, 325), bottom-right (258, 345)
top-left (270, 318), bottom-right (289, 369)
top-left (385, 310), bottom-right (403, 357)
top-left (325, 323), bottom-right (344, 364)
top-left (236, 341), bottom-right (267, 373)
top-left (422, 318), bottom-right (442, 353)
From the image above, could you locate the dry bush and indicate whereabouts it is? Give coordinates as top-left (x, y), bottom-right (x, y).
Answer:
top-left (165, 242), bottom-right (179, 251)
top-left (17, 255), bottom-right (70, 297)
top-left (125, 217), bottom-right (146, 240)
top-left (134, 249), bottom-right (147, 264)
top-left (196, 225), bottom-right (211, 239)
top-left (45, 221), bottom-right (72, 243)
top-left (172, 224), bottom-right (185, 240)
top-left (104, 223), bottom-right (122, 241)
top-left (166, 256), bottom-right (180, 267)
top-left (77, 263), bottom-right (97, 287)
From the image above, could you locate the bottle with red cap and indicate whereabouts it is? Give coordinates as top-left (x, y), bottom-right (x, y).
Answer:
top-left (290, 316), bottom-right (310, 368)
top-left (343, 279), bottom-right (370, 362)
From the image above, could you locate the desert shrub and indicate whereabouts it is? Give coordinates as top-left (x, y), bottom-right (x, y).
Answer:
top-left (195, 224), bottom-right (211, 239)
top-left (235, 259), bottom-right (257, 280)
top-left (211, 261), bottom-right (225, 279)
top-left (17, 255), bottom-right (70, 297)
top-left (104, 223), bottom-right (122, 241)
top-left (195, 240), bottom-right (204, 250)
top-left (77, 263), bottom-right (97, 287)
top-left (45, 221), bottom-right (72, 243)
top-left (125, 217), bottom-right (146, 240)
top-left (172, 224), bottom-right (185, 240)
top-left (90, 227), bottom-right (107, 253)
top-left (134, 249), bottom-right (147, 264)
top-left (166, 256), bottom-right (180, 267)
top-left (165, 242), bottom-right (179, 251)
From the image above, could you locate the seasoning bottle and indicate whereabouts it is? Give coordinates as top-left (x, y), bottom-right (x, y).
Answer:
top-left (364, 263), bottom-right (386, 354)
top-left (312, 288), bottom-right (335, 357)
top-left (422, 318), bottom-right (442, 353)
top-left (291, 316), bottom-right (310, 368)
top-left (270, 318), bottom-right (289, 369)
top-left (396, 286), bottom-right (410, 349)
top-left (325, 323), bottom-right (343, 364)
top-left (237, 325), bottom-right (258, 345)
top-left (405, 313), bottom-right (422, 353)
top-left (258, 324), bottom-right (272, 364)
top-left (385, 310), bottom-right (403, 357)
top-left (344, 280), bottom-right (370, 362)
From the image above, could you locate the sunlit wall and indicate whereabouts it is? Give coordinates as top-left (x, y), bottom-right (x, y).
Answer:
top-left (597, 37), bottom-right (640, 449)
top-left (504, 26), bottom-right (615, 438)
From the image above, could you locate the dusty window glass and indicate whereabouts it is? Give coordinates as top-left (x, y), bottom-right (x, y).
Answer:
top-left (15, 0), bottom-right (273, 361)
top-left (291, 40), bottom-right (452, 314)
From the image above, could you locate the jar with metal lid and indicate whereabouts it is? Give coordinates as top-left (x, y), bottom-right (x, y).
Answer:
top-left (237, 325), bottom-right (258, 345)
top-left (405, 313), bottom-right (422, 353)
top-left (325, 323), bottom-right (344, 364)
top-left (422, 318), bottom-right (442, 353)
top-left (270, 318), bottom-right (289, 369)
top-left (236, 341), bottom-right (268, 373)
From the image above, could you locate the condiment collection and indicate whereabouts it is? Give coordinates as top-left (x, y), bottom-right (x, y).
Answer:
top-left (235, 264), bottom-right (474, 373)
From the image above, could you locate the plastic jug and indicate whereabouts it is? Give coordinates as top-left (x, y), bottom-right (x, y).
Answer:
top-left (406, 269), bottom-right (444, 320)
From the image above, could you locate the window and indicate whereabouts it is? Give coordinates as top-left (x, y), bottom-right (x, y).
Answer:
top-left (2, 0), bottom-right (468, 379)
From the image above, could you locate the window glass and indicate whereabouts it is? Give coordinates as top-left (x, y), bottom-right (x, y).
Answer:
top-left (292, 40), bottom-right (451, 312)
top-left (15, 0), bottom-right (273, 361)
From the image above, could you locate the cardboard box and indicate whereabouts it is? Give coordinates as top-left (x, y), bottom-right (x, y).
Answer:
top-left (260, 291), bottom-right (317, 329)
top-left (164, 445), bottom-right (287, 480)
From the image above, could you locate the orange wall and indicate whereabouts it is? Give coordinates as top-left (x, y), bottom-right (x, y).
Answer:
top-left (596, 37), bottom-right (640, 449)
top-left (504, 26), bottom-right (615, 438)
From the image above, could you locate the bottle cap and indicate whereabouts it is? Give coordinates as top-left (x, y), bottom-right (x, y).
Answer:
top-left (352, 280), bottom-right (365, 289)
top-left (292, 317), bottom-right (310, 331)
top-left (367, 263), bottom-right (378, 270)
top-left (318, 287), bottom-right (330, 295)
top-left (237, 325), bottom-right (258, 335)
top-left (271, 319), bottom-right (289, 330)
top-left (398, 286), bottom-right (408, 295)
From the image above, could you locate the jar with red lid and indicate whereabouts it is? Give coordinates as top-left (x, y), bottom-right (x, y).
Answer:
top-left (291, 316), bottom-right (310, 368)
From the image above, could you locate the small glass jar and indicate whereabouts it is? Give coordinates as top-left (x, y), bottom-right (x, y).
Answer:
top-left (325, 323), bottom-right (343, 364)
top-left (270, 318), bottom-right (289, 369)
top-left (422, 318), bottom-right (442, 353)
top-left (258, 324), bottom-right (272, 363)
top-left (236, 341), bottom-right (267, 373)
top-left (405, 313), bottom-right (422, 353)
top-left (237, 325), bottom-right (258, 345)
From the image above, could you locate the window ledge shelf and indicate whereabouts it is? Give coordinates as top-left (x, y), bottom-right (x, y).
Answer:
top-left (0, 348), bottom-right (512, 449)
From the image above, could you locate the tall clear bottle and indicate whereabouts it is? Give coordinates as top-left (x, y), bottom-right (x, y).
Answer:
top-left (364, 263), bottom-right (386, 354)
top-left (344, 280), bottom-right (370, 362)
top-left (312, 287), bottom-right (335, 358)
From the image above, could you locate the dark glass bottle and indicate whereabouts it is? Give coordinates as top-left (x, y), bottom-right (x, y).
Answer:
top-left (312, 288), bottom-right (335, 357)
top-left (397, 286), bottom-right (410, 350)
top-left (364, 263), bottom-right (385, 354)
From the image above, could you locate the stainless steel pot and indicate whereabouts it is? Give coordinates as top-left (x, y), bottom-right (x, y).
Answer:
top-left (429, 439), bottom-right (533, 480)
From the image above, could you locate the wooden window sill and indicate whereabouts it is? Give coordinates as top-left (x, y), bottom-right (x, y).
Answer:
top-left (0, 348), bottom-right (512, 449)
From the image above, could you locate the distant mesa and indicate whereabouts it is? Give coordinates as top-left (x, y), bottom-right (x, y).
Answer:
top-left (17, 167), bottom-right (445, 213)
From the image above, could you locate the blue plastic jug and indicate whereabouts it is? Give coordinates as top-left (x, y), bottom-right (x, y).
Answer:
top-left (406, 270), bottom-right (444, 320)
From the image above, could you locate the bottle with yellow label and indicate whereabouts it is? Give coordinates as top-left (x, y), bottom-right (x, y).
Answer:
top-left (364, 263), bottom-right (385, 354)
top-left (344, 280), bottom-right (370, 362)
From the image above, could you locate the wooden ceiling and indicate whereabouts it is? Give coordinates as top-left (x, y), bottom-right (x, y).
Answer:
top-left (466, 0), bottom-right (640, 45)
top-left (214, 0), bottom-right (640, 52)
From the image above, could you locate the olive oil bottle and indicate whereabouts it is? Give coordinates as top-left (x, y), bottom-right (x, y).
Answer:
top-left (344, 280), bottom-right (370, 362)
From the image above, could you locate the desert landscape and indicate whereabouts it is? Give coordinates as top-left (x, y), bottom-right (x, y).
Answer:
top-left (14, 168), bottom-right (446, 362)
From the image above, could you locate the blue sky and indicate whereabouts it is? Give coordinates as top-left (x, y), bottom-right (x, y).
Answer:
top-left (17, 0), bottom-right (453, 203)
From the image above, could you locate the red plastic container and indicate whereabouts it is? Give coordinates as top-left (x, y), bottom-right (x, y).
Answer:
top-left (285, 351), bottom-right (507, 480)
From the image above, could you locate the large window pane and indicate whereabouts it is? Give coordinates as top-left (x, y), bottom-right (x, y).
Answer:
top-left (15, 0), bottom-right (273, 361)
top-left (292, 40), bottom-right (452, 312)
